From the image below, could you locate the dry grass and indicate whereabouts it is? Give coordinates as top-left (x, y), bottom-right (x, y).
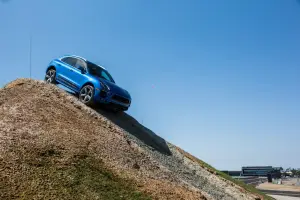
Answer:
top-left (1, 79), bottom-right (273, 200)
top-left (1, 147), bottom-right (151, 200)
top-left (0, 79), bottom-right (208, 200)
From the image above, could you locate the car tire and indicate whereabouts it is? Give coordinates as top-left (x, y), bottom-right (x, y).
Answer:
top-left (79, 85), bottom-right (95, 106)
top-left (45, 68), bottom-right (57, 84)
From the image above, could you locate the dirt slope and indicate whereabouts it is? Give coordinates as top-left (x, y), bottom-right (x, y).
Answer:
top-left (0, 79), bottom-right (267, 200)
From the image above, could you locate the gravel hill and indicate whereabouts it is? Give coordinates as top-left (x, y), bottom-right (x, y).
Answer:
top-left (0, 79), bottom-right (269, 200)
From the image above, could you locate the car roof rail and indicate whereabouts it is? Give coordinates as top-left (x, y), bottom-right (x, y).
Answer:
top-left (60, 55), bottom-right (87, 61)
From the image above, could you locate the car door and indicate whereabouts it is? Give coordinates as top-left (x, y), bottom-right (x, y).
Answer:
top-left (67, 58), bottom-right (88, 91)
top-left (57, 57), bottom-right (78, 91)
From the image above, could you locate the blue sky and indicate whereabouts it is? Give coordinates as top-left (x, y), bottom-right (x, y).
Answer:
top-left (1, 0), bottom-right (300, 170)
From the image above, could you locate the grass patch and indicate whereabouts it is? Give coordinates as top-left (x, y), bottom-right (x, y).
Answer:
top-left (2, 151), bottom-right (151, 200)
top-left (176, 147), bottom-right (274, 200)
top-left (59, 155), bottom-right (151, 200)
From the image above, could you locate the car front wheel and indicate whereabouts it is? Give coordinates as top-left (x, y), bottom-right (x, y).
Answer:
top-left (79, 85), bottom-right (95, 106)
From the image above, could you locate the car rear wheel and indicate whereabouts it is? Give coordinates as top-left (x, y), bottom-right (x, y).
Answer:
top-left (79, 85), bottom-right (95, 106)
top-left (45, 69), bottom-right (57, 84)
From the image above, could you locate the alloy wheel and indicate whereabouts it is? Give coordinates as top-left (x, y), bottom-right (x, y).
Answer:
top-left (45, 69), bottom-right (56, 83)
top-left (79, 85), bottom-right (94, 104)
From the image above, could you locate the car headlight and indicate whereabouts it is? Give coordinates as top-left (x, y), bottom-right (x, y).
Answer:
top-left (100, 81), bottom-right (110, 92)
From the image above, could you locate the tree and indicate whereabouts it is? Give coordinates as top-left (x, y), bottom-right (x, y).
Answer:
top-left (290, 168), bottom-right (300, 177)
top-left (296, 169), bottom-right (300, 177)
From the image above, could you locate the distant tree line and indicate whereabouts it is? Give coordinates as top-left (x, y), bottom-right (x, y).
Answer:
top-left (283, 168), bottom-right (300, 177)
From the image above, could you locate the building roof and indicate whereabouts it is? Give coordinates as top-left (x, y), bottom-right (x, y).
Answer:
top-left (242, 166), bottom-right (273, 169)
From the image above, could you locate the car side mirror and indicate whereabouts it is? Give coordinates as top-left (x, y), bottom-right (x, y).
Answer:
top-left (78, 66), bottom-right (86, 74)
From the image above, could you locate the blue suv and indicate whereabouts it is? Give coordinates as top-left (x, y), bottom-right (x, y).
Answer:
top-left (45, 55), bottom-right (131, 111)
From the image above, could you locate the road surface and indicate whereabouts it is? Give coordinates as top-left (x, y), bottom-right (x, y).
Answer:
top-left (269, 194), bottom-right (300, 200)
top-left (260, 190), bottom-right (300, 197)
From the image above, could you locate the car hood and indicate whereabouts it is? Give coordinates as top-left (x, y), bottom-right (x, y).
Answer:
top-left (100, 79), bottom-right (131, 99)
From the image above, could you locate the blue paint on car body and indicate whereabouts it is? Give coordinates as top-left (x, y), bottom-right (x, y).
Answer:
top-left (46, 55), bottom-right (131, 111)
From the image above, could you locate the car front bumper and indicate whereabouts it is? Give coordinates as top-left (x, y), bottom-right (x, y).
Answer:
top-left (94, 89), bottom-right (131, 110)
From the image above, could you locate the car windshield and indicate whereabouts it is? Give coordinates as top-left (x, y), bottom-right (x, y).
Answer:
top-left (86, 61), bottom-right (115, 83)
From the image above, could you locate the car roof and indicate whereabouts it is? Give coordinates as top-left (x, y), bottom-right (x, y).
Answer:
top-left (60, 55), bottom-right (106, 70)
top-left (60, 55), bottom-right (87, 61)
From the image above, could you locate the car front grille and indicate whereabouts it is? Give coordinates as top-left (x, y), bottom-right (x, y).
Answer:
top-left (112, 95), bottom-right (130, 104)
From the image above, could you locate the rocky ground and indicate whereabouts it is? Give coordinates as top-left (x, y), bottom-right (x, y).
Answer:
top-left (0, 79), bottom-right (269, 200)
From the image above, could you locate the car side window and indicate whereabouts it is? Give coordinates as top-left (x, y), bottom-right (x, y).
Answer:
top-left (74, 59), bottom-right (87, 70)
top-left (101, 71), bottom-right (112, 82)
top-left (62, 57), bottom-right (77, 67)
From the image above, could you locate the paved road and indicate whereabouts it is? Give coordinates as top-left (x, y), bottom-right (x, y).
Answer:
top-left (260, 190), bottom-right (300, 197)
top-left (268, 194), bottom-right (300, 200)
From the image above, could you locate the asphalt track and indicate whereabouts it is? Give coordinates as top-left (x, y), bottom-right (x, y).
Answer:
top-left (260, 190), bottom-right (300, 197)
